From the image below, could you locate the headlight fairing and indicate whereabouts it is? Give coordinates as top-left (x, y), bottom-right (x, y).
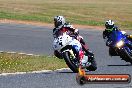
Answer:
top-left (116, 40), bottom-right (124, 48)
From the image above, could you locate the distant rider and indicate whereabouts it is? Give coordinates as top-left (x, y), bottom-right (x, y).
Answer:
top-left (103, 20), bottom-right (132, 46)
top-left (53, 15), bottom-right (95, 68)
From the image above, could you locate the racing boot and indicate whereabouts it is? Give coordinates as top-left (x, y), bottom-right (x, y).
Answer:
top-left (83, 48), bottom-right (95, 62)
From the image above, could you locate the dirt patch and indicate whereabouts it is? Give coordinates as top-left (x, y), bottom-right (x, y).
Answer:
top-left (0, 19), bottom-right (104, 30)
top-left (0, 19), bottom-right (53, 27)
top-left (74, 24), bottom-right (104, 30)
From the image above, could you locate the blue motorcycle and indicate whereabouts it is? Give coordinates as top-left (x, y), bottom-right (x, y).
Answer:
top-left (106, 30), bottom-right (132, 64)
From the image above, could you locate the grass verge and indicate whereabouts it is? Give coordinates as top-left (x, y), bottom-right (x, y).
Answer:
top-left (0, 0), bottom-right (132, 29)
top-left (0, 52), bottom-right (67, 73)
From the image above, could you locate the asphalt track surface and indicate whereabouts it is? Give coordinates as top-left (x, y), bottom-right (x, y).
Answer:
top-left (0, 23), bottom-right (132, 88)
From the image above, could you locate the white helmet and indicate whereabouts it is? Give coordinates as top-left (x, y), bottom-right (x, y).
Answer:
top-left (54, 16), bottom-right (66, 28)
top-left (105, 20), bottom-right (114, 29)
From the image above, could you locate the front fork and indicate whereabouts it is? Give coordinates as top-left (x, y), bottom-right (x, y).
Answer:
top-left (65, 48), bottom-right (87, 73)
top-left (69, 48), bottom-right (85, 68)
top-left (69, 49), bottom-right (76, 59)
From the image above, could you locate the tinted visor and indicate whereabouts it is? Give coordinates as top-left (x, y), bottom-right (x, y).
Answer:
top-left (105, 24), bottom-right (114, 29)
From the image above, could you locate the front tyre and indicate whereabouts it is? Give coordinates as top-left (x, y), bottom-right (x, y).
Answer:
top-left (109, 47), bottom-right (118, 56)
top-left (122, 49), bottom-right (132, 64)
top-left (63, 51), bottom-right (79, 73)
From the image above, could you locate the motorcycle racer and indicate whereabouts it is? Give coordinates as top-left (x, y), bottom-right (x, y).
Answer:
top-left (53, 16), bottom-right (96, 69)
top-left (103, 20), bottom-right (132, 44)
top-left (103, 20), bottom-right (132, 55)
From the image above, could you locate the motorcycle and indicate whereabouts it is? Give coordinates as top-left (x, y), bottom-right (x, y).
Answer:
top-left (53, 32), bottom-right (97, 73)
top-left (105, 30), bottom-right (132, 64)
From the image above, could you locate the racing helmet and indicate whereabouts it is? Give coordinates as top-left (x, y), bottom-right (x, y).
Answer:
top-left (105, 20), bottom-right (114, 29)
top-left (54, 16), bottom-right (66, 28)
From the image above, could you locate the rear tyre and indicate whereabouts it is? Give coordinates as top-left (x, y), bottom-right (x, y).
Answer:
top-left (86, 58), bottom-right (97, 71)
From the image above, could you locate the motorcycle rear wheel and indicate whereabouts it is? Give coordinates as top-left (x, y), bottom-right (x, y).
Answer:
top-left (86, 58), bottom-right (97, 71)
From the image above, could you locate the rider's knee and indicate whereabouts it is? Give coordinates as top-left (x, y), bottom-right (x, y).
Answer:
top-left (54, 50), bottom-right (63, 59)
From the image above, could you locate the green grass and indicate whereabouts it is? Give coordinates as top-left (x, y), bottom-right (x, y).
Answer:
top-left (0, 0), bottom-right (132, 29)
top-left (0, 52), bottom-right (67, 73)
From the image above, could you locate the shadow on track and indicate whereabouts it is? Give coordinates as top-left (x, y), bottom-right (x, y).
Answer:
top-left (57, 70), bottom-right (90, 74)
top-left (108, 64), bottom-right (132, 66)
top-left (58, 72), bottom-right (75, 74)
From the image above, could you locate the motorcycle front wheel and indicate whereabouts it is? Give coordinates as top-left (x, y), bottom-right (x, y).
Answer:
top-left (63, 51), bottom-right (79, 73)
top-left (122, 48), bottom-right (132, 64)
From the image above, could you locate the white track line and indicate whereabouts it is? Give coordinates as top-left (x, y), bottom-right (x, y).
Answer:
top-left (0, 68), bottom-right (70, 76)
top-left (0, 51), bottom-right (40, 56)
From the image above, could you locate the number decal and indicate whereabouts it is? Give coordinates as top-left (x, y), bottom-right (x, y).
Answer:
top-left (59, 42), bottom-right (63, 47)
top-left (56, 37), bottom-right (63, 47)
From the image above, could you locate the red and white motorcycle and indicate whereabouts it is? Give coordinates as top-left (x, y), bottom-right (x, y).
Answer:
top-left (53, 32), bottom-right (96, 73)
